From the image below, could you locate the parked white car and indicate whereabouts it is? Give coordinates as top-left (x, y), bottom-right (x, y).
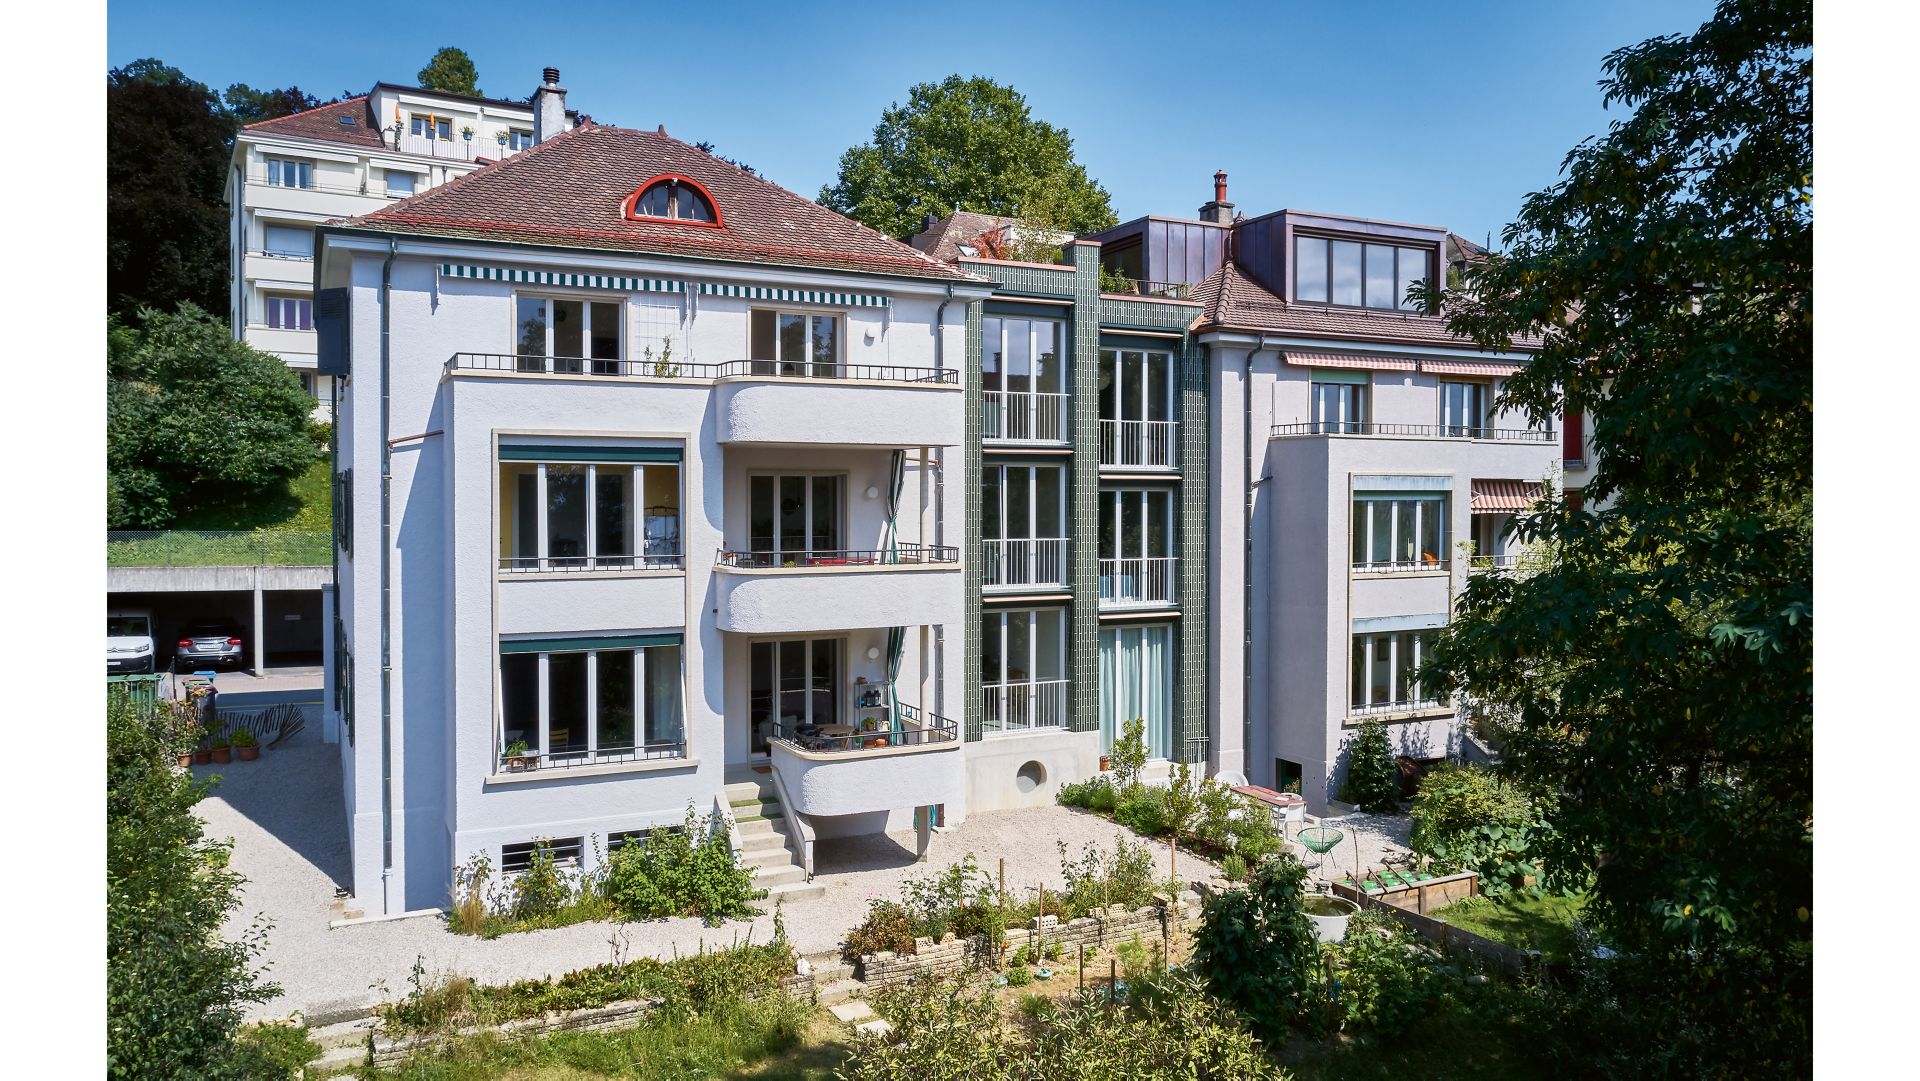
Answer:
top-left (108, 610), bottom-right (156, 674)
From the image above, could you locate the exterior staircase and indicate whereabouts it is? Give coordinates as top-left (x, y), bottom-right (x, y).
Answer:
top-left (724, 774), bottom-right (824, 902)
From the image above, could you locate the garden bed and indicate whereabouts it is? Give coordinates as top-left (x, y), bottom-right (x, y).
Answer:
top-left (1335, 868), bottom-right (1479, 914)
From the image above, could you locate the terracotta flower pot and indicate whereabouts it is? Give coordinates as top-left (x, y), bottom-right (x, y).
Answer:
top-left (178, 753), bottom-right (194, 769)
top-left (237, 745), bottom-right (260, 761)
top-left (1099, 755), bottom-right (1112, 771)
top-left (211, 747), bottom-right (232, 764)
top-left (194, 749), bottom-right (214, 765)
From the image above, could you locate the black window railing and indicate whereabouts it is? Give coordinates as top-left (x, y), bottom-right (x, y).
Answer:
top-left (446, 354), bottom-right (958, 385)
top-left (715, 545), bottom-right (959, 568)
top-left (1271, 421), bottom-right (1555, 442)
top-left (497, 739), bottom-right (687, 774)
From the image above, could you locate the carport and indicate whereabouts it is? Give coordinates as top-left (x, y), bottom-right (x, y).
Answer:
top-left (107, 565), bottom-right (332, 673)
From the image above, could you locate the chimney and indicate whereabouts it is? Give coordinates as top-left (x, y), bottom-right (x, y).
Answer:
top-left (534, 66), bottom-right (568, 144)
top-left (1199, 170), bottom-right (1234, 224)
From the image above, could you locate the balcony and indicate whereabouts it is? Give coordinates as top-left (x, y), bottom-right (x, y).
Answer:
top-left (1099, 419), bottom-right (1177, 469)
top-left (984, 390), bottom-right (1068, 443)
top-left (1099, 557), bottom-right (1177, 608)
top-left (769, 703), bottom-right (964, 818)
top-left (1271, 421), bottom-right (1555, 442)
top-left (982, 538), bottom-right (1068, 592)
top-left (981, 680), bottom-right (1069, 736)
top-left (712, 546), bottom-right (961, 634)
top-left (1468, 553), bottom-right (1524, 574)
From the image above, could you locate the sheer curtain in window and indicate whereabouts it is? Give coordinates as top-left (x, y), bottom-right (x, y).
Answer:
top-left (1141, 625), bottom-right (1172, 759)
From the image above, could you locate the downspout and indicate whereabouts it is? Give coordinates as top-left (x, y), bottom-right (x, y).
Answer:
top-left (1244, 336), bottom-right (1278, 781)
top-left (378, 236), bottom-right (398, 913)
top-left (931, 283), bottom-right (953, 722)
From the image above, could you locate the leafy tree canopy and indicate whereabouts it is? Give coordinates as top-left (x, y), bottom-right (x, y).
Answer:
top-left (108, 305), bottom-right (320, 529)
top-left (108, 60), bottom-right (232, 317)
top-left (417, 46), bottom-right (482, 97)
top-left (221, 83), bottom-right (325, 127)
top-left (1421, 0), bottom-right (1809, 1070)
top-left (820, 74), bottom-right (1117, 240)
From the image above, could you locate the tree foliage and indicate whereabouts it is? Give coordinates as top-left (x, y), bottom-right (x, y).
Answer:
top-left (1337, 718), bottom-right (1399, 813)
top-left (416, 46), bottom-right (482, 97)
top-left (1190, 852), bottom-right (1326, 1044)
top-left (108, 60), bottom-right (233, 317)
top-left (108, 305), bottom-right (321, 528)
top-left (1420, 0), bottom-right (1809, 1071)
top-left (820, 75), bottom-right (1117, 240)
top-left (221, 83), bottom-right (325, 128)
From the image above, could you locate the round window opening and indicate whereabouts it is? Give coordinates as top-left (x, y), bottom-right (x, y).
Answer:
top-left (1015, 760), bottom-right (1047, 794)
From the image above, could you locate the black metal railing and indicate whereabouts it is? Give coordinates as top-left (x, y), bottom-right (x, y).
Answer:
top-left (447, 353), bottom-right (958, 385)
top-left (497, 739), bottom-right (688, 774)
top-left (771, 704), bottom-right (959, 755)
top-left (499, 553), bottom-right (685, 573)
top-left (1271, 421), bottom-right (1555, 442)
top-left (711, 360), bottom-right (958, 384)
top-left (1353, 558), bottom-right (1451, 574)
top-left (715, 545), bottom-right (959, 568)
top-left (1102, 277), bottom-right (1196, 300)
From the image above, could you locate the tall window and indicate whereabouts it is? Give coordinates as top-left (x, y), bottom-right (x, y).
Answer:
top-left (1295, 235), bottom-right (1431, 311)
top-left (1098, 348), bottom-right (1175, 467)
top-left (982, 317), bottom-right (1065, 441)
top-left (1099, 624), bottom-right (1174, 758)
top-left (747, 474), bottom-right (842, 564)
top-left (981, 464), bottom-right (1066, 589)
top-left (265, 157), bottom-right (313, 189)
top-left (1310, 378), bottom-right (1368, 434)
top-left (262, 224), bottom-right (313, 258)
top-left (499, 456), bottom-right (682, 571)
top-left (499, 639), bottom-right (685, 767)
top-left (515, 295), bottom-right (622, 374)
top-left (1098, 488), bottom-right (1176, 606)
top-left (749, 639), bottom-right (839, 754)
top-left (748, 310), bottom-right (839, 377)
top-left (1350, 631), bottom-right (1437, 714)
top-left (1440, 381), bottom-right (1487, 436)
top-left (410, 115), bottom-right (452, 140)
top-left (1352, 494), bottom-right (1447, 571)
top-left (265, 295), bottom-right (312, 330)
top-left (981, 608), bottom-right (1067, 733)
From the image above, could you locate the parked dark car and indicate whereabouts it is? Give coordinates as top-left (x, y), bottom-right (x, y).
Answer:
top-left (174, 621), bottom-right (245, 672)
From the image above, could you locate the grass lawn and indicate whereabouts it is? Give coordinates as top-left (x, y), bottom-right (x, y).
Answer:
top-left (1430, 892), bottom-right (1589, 962)
top-left (172, 459), bottom-right (332, 532)
top-left (108, 461), bottom-right (333, 567)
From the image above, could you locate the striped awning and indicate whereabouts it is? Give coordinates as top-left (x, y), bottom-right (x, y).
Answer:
top-left (1422, 358), bottom-right (1523, 377)
top-left (1471, 479), bottom-right (1542, 513)
top-left (696, 282), bottom-right (889, 308)
top-left (439, 263), bottom-right (685, 293)
top-left (1284, 350), bottom-right (1417, 372)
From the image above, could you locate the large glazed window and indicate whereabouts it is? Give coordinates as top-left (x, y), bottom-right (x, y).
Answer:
top-left (1295, 234), bottom-right (1431, 311)
top-left (982, 464), bottom-right (1066, 589)
top-left (981, 608), bottom-right (1067, 734)
top-left (498, 639), bottom-right (685, 769)
top-left (1351, 494), bottom-right (1447, 571)
top-left (1350, 631), bottom-right (1438, 714)
top-left (745, 474), bottom-right (842, 564)
top-left (749, 638), bottom-right (840, 754)
top-left (748, 310), bottom-right (840, 378)
top-left (1097, 487), bottom-right (1176, 606)
top-left (499, 456), bottom-right (682, 571)
top-left (1309, 380), bottom-right (1368, 434)
top-left (1098, 348), bottom-right (1176, 468)
top-left (983, 316), bottom-right (1066, 441)
top-left (514, 295), bottom-right (622, 374)
top-left (1098, 623), bottom-right (1174, 758)
top-left (1440, 381), bottom-right (1488, 436)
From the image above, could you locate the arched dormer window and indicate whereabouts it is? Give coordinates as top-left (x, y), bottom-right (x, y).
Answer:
top-left (623, 175), bottom-right (721, 227)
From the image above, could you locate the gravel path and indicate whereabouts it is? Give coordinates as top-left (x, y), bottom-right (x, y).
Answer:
top-left (197, 729), bottom-right (1226, 1022)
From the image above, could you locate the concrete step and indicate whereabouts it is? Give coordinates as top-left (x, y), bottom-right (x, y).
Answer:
top-left (755, 863), bottom-right (808, 889)
top-left (310, 1041), bottom-right (367, 1074)
top-left (308, 1016), bottom-right (376, 1051)
top-left (741, 846), bottom-right (799, 870)
top-left (828, 1000), bottom-right (876, 1024)
top-left (736, 815), bottom-right (792, 838)
top-left (737, 830), bottom-right (792, 854)
top-left (855, 1018), bottom-right (894, 1038)
top-left (818, 977), bottom-right (865, 1005)
top-left (723, 777), bottom-right (776, 803)
top-left (765, 879), bottom-right (825, 902)
top-left (728, 797), bottom-right (782, 820)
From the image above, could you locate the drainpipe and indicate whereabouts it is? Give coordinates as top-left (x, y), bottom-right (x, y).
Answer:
top-left (378, 237), bottom-right (397, 913)
top-left (1244, 336), bottom-right (1278, 781)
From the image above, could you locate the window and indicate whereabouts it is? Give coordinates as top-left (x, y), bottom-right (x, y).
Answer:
top-left (1294, 235), bottom-right (1431, 311)
top-left (385, 170), bottom-right (417, 196)
top-left (265, 157), bottom-right (313, 189)
top-left (981, 464), bottom-right (1066, 588)
top-left (333, 469), bottom-right (353, 554)
top-left (748, 310), bottom-right (840, 378)
top-left (1350, 631), bottom-right (1438, 714)
top-left (1099, 624), bottom-right (1174, 759)
top-left (498, 639), bottom-right (685, 767)
top-left (262, 225), bottom-right (313, 258)
top-left (410, 115), bottom-right (452, 140)
top-left (501, 837), bottom-right (584, 873)
top-left (981, 608), bottom-right (1067, 733)
top-left (514, 295), bottom-right (622, 374)
top-left (1352, 494), bottom-right (1447, 571)
top-left (1098, 348), bottom-right (1176, 467)
top-left (508, 129), bottom-right (534, 151)
top-left (746, 474), bottom-right (841, 564)
top-left (982, 316), bottom-right (1065, 441)
top-left (265, 295), bottom-right (312, 330)
top-left (499, 456), bottom-right (681, 571)
top-left (1440, 381), bottom-right (1487, 436)
top-left (1098, 488), bottom-right (1176, 605)
top-left (1562, 409), bottom-right (1585, 463)
top-left (625, 176), bottom-right (719, 225)
top-left (1310, 378), bottom-right (1368, 434)
top-left (749, 638), bottom-right (839, 754)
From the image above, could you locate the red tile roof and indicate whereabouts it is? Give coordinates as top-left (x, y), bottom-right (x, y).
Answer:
top-left (339, 125), bottom-right (982, 283)
top-left (240, 97), bottom-right (388, 150)
top-left (1190, 262), bottom-right (1540, 350)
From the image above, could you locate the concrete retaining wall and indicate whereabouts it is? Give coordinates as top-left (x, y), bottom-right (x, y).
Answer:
top-left (855, 893), bottom-right (1204, 988)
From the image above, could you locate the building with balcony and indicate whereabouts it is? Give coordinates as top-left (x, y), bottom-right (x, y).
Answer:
top-left (317, 115), bottom-right (994, 916)
top-left (228, 68), bottom-right (580, 416)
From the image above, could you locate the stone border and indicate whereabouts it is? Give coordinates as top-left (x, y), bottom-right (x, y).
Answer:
top-left (854, 893), bottom-right (1205, 988)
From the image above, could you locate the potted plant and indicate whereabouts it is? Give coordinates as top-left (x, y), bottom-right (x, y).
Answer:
top-left (495, 130), bottom-right (507, 146)
top-left (177, 749), bottom-right (194, 769)
top-left (232, 729), bottom-right (260, 761)
top-left (461, 124), bottom-right (474, 141)
top-left (504, 740), bottom-right (536, 772)
top-left (1099, 754), bottom-right (1112, 772)
top-left (193, 736), bottom-right (215, 765)
top-left (209, 733), bottom-right (232, 765)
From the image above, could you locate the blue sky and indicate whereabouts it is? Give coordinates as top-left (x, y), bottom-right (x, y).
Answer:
top-left (109, 0), bottom-right (1716, 245)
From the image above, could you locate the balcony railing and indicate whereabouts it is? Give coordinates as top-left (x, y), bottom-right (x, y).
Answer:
top-left (1353, 558), bottom-right (1450, 575)
top-left (716, 545), bottom-right (959, 568)
top-left (108, 531), bottom-right (331, 568)
top-left (983, 538), bottom-right (1068, 591)
top-left (1099, 556), bottom-right (1178, 607)
top-left (1271, 421), bottom-right (1556, 442)
top-left (1100, 275), bottom-right (1196, 300)
top-left (771, 703), bottom-right (958, 754)
top-left (981, 679), bottom-right (1069, 736)
top-left (500, 552), bottom-right (684, 573)
top-left (1468, 553), bottom-right (1523, 573)
top-left (1349, 697), bottom-right (1446, 718)
top-left (497, 738), bottom-right (688, 774)
top-left (1099, 419), bottom-right (1177, 469)
top-left (446, 353), bottom-right (958, 384)
top-left (984, 390), bottom-right (1068, 442)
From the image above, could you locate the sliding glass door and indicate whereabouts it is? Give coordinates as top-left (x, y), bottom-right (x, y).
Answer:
top-left (1098, 624), bottom-right (1173, 759)
top-left (747, 475), bottom-right (842, 565)
top-left (748, 638), bottom-right (840, 755)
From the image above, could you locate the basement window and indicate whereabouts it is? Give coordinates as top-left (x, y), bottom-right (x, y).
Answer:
top-left (501, 837), bottom-right (583, 873)
top-left (624, 175), bottom-right (720, 225)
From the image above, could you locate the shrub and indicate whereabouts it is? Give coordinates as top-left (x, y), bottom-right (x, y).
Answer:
top-left (900, 854), bottom-right (998, 943)
top-left (510, 842), bottom-right (575, 921)
top-left (605, 805), bottom-right (761, 924)
top-left (1055, 777), bottom-right (1106, 809)
top-left (1338, 718), bottom-right (1400, 813)
top-left (1409, 763), bottom-right (1539, 874)
top-left (1326, 909), bottom-right (1436, 1036)
top-left (1221, 853), bottom-right (1248, 882)
top-left (1087, 780), bottom-right (1119, 813)
top-left (1113, 785), bottom-right (1170, 836)
top-left (1191, 851), bottom-right (1326, 1044)
top-left (1057, 836), bottom-right (1156, 918)
top-left (1005, 964), bottom-right (1032, 987)
top-left (844, 900), bottom-right (918, 964)
top-left (1109, 717), bottom-right (1150, 788)
top-left (229, 1022), bottom-right (320, 1077)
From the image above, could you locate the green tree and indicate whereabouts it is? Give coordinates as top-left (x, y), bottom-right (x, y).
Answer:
top-left (417, 46), bottom-right (482, 96)
top-left (108, 305), bottom-right (320, 528)
top-left (107, 691), bottom-right (283, 1078)
top-left (108, 60), bottom-right (232, 317)
top-left (1419, 0), bottom-right (1809, 1072)
top-left (820, 75), bottom-right (1117, 240)
top-left (1190, 851), bottom-right (1325, 1044)
top-left (1337, 718), bottom-right (1399, 813)
top-left (221, 83), bottom-right (325, 127)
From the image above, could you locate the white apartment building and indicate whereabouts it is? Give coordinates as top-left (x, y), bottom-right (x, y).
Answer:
top-left (229, 68), bottom-right (578, 415)
top-left (316, 113), bottom-right (992, 916)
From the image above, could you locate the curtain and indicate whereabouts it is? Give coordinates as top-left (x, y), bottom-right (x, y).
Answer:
top-left (646, 646), bottom-right (683, 746)
top-left (885, 626), bottom-right (905, 734)
top-left (1098, 628), bottom-right (1118, 751)
top-left (1098, 626), bottom-right (1172, 758)
top-left (884, 449), bottom-right (905, 562)
top-left (1142, 626), bottom-right (1171, 760)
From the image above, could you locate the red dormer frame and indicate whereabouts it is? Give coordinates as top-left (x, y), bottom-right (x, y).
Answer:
top-left (621, 174), bottom-right (725, 229)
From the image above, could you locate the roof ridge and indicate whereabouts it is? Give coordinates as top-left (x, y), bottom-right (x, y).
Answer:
top-left (351, 121), bottom-right (600, 226)
top-left (242, 95), bottom-right (370, 132)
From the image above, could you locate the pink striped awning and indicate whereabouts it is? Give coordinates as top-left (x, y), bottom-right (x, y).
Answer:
top-left (1421, 358), bottom-right (1524, 377)
top-left (1471, 479), bottom-right (1542, 513)
top-left (1284, 351), bottom-right (1418, 372)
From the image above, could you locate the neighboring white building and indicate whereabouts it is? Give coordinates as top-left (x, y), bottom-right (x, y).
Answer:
top-left (228, 68), bottom-right (578, 416)
top-left (317, 112), bottom-right (991, 916)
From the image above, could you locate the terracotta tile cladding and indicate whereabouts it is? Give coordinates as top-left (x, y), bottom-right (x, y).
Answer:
top-left (1190, 261), bottom-right (1540, 350)
top-left (340, 124), bottom-right (985, 283)
top-left (241, 97), bottom-right (389, 150)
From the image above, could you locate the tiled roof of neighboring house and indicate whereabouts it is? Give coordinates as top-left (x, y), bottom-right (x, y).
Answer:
top-left (240, 97), bottom-right (388, 150)
top-left (908, 211), bottom-right (1025, 262)
top-left (340, 124), bottom-right (982, 282)
top-left (1189, 261), bottom-right (1542, 350)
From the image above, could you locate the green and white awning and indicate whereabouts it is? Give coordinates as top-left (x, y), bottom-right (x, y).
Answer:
top-left (439, 263), bottom-right (685, 293)
top-left (696, 282), bottom-right (889, 308)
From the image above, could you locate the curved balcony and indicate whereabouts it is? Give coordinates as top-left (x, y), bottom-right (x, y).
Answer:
top-left (712, 546), bottom-right (961, 634)
top-left (714, 363), bottom-right (962, 447)
top-left (768, 704), bottom-right (963, 818)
